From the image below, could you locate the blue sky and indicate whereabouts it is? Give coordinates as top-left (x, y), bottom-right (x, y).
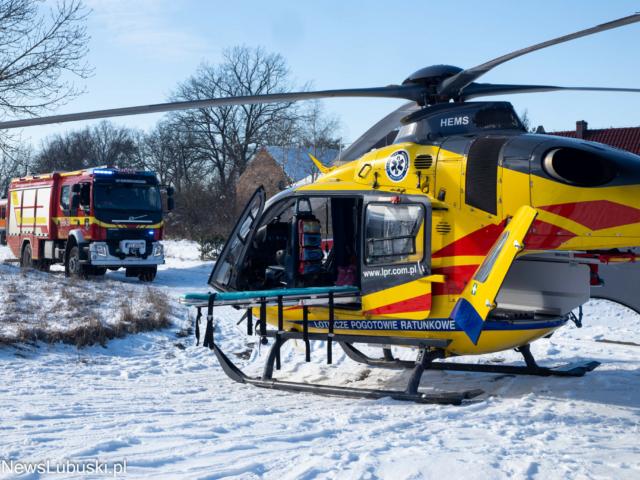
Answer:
top-left (21, 0), bottom-right (640, 147)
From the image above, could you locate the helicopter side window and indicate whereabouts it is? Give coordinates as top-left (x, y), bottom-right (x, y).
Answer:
top-left (215, 194), bottom-right (262, 286)
top-left (365, 204), bottom-right (424, 266)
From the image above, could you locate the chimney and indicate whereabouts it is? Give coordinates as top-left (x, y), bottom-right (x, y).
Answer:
top-left (576, 120), bottom-right (588, 139)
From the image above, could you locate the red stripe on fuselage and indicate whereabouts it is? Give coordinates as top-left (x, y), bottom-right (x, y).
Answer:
top-left (538, 200), bottom-right (640, 231)
top-left (524, 219), bottom-right (577, 250)
top-left (432, 225), bottom-right (503, 258)
top-left (431, 265), bottom-right (479, 297)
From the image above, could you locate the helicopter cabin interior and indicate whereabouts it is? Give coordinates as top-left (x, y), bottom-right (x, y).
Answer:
top-left (210, 188), bottom-right (429, 307)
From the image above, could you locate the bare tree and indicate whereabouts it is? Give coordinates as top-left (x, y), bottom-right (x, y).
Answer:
top-left (32, 127), bottom-right (92, 172)
top-left (0, 0), bottom-right (92, 153)
top-left (0, 144), bottom-right (32, 195)
top-left (32, 121), bottom-right (137, 173)
top-left (519, 108), bottom-right (534, 133)
top-left (297, 99), bottom-right (343, 181)
top-left (142, 120), bottom-right (206, 191)
top-left (87, 121), bottom-right (135, 167)
top-left (168, 46), bottom-right (306, 195)
top-left (140, 122), bottom-right (175, 186)
top-left (266, 100), bottom-right (344, 185)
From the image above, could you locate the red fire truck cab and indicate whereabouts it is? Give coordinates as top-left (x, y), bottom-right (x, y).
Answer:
top-left (6, 167), bottom-right (174, 282)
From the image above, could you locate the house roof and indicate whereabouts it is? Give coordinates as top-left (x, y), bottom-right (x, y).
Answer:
top-left (547, 126), bottom-right (640, 156)
top-left (264, 146), bottom-right (341, 183)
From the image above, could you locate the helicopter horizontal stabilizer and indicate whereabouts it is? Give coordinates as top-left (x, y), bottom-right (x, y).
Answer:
top-left (308, 154), bottom-right (334, 174)
top-left (452, 206), bottom-right (538, 345)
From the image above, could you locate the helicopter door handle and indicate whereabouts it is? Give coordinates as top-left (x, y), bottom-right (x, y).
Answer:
top-left (417, 262), bottom-right (428, 276)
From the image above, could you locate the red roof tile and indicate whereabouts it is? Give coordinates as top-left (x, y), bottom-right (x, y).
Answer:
top-left (548, 126), bottom-right (640, 156)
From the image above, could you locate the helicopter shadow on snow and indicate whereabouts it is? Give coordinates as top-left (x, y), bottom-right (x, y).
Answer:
top-left (283, 344), bottom-right (640, 411)
top-left (396, 360), bottom-right (640, 410)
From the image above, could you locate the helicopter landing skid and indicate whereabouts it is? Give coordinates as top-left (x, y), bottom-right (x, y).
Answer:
top-left (212, 339), bottom-right (484, 406)
top-left (340, 342), bottom-right (601, 377)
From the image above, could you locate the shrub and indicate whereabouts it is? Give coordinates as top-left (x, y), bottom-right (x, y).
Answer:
top-left (197, 233), bottom-right (227, 261)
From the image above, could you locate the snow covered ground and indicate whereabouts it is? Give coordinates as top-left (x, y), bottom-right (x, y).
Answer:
top-left (1, 240), bottom-right (640, 479)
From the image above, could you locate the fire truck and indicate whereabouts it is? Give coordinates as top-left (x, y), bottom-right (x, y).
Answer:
top-left (5, 167), bottom-right (174, 282)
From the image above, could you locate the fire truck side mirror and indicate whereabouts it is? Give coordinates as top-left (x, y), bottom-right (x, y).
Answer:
top-left (71, 184), bottom-right (81, 194)
top-left (166, 186), bottom-right (175, 196)
top-left (167, 197), bottom-right (175, 212)
top-left (70, 195), bottom-right (81, 209)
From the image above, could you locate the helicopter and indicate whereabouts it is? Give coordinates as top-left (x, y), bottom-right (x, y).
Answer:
top-left (3, 14), bottom-right (640, 405)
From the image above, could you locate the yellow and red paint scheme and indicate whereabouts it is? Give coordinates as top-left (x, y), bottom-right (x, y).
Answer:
top-left (255, 135), bottom-right (640, 356)
top-left (6, 169), bottom-right (164, 261)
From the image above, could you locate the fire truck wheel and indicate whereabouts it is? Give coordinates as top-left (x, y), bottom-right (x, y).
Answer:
top-left (65, 246), bottom-right (87, 279)
top-left (137, 266), bottom-right (157, 282)
top-left (21, 244), bottom-right (33, 269)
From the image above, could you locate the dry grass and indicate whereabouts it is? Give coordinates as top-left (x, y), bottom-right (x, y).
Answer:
top-left (0, 267), bottom-right (173, 350)
top-left (3, 294), bottom-right (172, 349)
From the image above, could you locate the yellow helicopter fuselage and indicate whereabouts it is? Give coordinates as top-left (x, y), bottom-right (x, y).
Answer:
top-left (257, 132), bottom-right (640, 356)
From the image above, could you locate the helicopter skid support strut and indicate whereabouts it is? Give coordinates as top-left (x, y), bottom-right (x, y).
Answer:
top-left (212, 339), bottom-right (484, 406)
top-left (340, 343), bottom-right (601, 377)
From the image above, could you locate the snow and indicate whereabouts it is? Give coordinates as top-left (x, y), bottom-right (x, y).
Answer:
top-left (1, 240), bottom-right (640, 478)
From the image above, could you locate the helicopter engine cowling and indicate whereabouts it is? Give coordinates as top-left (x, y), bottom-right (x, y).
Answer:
top-left (502, 134), bottom-right (640, 249)
top-left (542, 147), bottom-right (618, 187)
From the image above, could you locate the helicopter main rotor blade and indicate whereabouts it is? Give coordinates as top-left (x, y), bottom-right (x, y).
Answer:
top-left (332, 101), bottom-right (421, 165)
top-left (439, 14), bottom-right (640, 99)
top-left (461, 83), bottom-right (640, 100)
top-left (0, 85), bottom-right (425, 130)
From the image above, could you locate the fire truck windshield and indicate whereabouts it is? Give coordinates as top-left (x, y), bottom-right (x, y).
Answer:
top-left (94, 183), bottom-right (162, 211)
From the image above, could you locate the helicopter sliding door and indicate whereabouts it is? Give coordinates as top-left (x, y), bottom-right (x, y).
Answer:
top-left (208, 186), bottom-right (266, 292)
top-left (360, 193), bottom-right (432, 320)
top-left (452, 205), bottom-right (537, 344)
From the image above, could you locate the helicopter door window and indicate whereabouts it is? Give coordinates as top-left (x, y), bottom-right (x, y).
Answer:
top-left (365, 204), bottom-right (424, 266)
top-left (209, 187), bottom-right (266, 289)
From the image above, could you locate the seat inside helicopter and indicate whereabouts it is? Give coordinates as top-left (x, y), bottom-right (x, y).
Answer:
top-left (235, 196), bottom-right (361, 293)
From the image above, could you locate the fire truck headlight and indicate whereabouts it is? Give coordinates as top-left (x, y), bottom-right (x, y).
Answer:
top-left (153, 244), bottom-right (163, 257)
top-left (96, 245), bottom-right (107, 257)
